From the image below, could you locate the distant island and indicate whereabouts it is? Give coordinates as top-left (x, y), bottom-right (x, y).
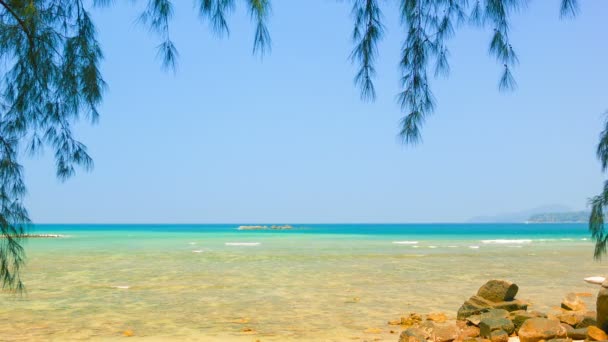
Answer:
top-left (526, 211), bottom-right (590, 223)
top-left (237, 225), bottom-right (294, 230)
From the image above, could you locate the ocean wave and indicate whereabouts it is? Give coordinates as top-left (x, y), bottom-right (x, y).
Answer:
top-left (392, 241), bottom-right (419, 245)
top-left (481, 239), bottom-right (532, 244)
top-left (469, 246), bottom-right (480, 249)
top-left (225, 242), bottom-right (260, 246)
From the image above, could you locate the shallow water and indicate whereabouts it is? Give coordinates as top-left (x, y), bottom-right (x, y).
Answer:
top-left (1, 224), bottom-right (606, 341)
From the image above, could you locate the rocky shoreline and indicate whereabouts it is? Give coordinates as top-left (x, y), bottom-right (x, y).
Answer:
top-left (394, 280), bottom-right (604, 342)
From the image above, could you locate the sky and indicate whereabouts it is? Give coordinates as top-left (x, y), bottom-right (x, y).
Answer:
top-left (22, 1), bottom-right (608, 223)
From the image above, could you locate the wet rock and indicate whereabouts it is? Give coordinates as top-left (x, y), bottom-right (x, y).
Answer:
top-left (462, 338), bottom-right (491, 342)
top-left (517, 318), bottom-right (567, 342)
top-left (489, 330), bottom-right (509, 342)
top-left (479, 317), bottom-right (515, 337)
top-left (559, 322), bottom-right (574, 335)
top-left (561, 293), bottom-right (586, 312)
top-left (545, 339), bottom-right (572, 342)
top-left (477, 280), bottom-right (519, 303)
top-left (598, 287), bottom-right (608, 332)
top-left (588, 326), bottom-right (608, 341)
top-left (566, 327), bottom-right (587, 340)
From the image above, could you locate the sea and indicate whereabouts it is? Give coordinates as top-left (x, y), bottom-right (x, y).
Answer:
top-left (1, 223), bottom-right (606, 341)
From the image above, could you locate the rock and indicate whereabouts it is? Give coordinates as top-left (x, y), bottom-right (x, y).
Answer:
top-left (567, 327), bottom-right (587, 340)
top-left (399, 327), bottom-right (430, 342)
top-left (545, 339), bottom-right (572, 342)
top-left (458, 296), bottom-right (494, 320)
top-left (517, 318), bottom-right (567, 342)
top-left (561, 293), bottom-right (586, 311)
top-left (481, 310), bottom-right (510, 320)
top-left (459, 326), bottom-right (481, 340)
top-left (428, 313), bottom-right (449, 323)
top-left (588, 325), bottom-right (608, 341)
top-left (467, 315), bottom-right (482, 326)
top-left (402, 313), bottom-right (424, 327)
top-left (479, 317), bottom-right (515, 337)
top-left (574, 314), bottom-right (597, 328)
top-left (489, 330), bottom-right (509, 342)
top-left (492, 300), bottom-right (528, 312)
top-left (598, 287), bottom-right (608, 332)
top-left (420, 321), bottom-right (460, 342)
top-left (555, 312), bottom-right (583, 326)
top-left (510, 311), bottom-right (542, 332)
top-left (477, 280), bottom-right (519, 303)
top-left (560, 323), bottom-right (574, 334)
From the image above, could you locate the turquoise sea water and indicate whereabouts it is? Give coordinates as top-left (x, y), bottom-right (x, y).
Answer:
top-left (2, 223), bottom-right (606, 341)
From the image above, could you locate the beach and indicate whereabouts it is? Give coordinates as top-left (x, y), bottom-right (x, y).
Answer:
top-left (1, 223), bottom-right (605, 341)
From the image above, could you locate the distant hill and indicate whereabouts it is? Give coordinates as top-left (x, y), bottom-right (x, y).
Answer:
top-left (527, 211), bottom-right (590, 223)
top-left (467, 204), bottom-right (573, 223)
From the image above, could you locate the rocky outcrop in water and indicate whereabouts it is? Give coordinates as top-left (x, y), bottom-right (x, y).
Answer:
top-left (394, 280), bottom-right (599, 342)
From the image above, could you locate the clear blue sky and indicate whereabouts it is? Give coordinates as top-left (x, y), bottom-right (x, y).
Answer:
top-left (23, 1), bottom-right (608, 223)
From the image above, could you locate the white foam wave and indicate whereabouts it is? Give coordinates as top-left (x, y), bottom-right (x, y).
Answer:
top-left (428, 246), bottom-right (437, 249)
top-left (192, 250), bottom-right (204, 253)
top-left (392, 241), bottom-right (419, 245)
top-left (225, 242), bottom-right (260, 246)
top-left (113, 285), bottom-right (129, 289)
top-left (469, 246), bottom-right (480, 249)
top-left (447, 246), bottom-right (458, 248)
top-left (481, 239), bottom-right (531, 244)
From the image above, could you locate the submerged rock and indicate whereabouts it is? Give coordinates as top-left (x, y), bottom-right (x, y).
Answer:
top-left (399, 327), bottom-right (429, 342)
top-left (488, 329), bottom-right (509, 342)
top-left (517, 318), bottom-right (567, 342)
top-left (477, 280), bottom-right (519, 303)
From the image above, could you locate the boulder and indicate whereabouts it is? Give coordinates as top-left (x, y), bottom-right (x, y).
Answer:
top-left (467, 315), bottom-right (482, 326)
top-left (477, 280), bottom-right (519, 303)
top-left (561, 293), bottom-right (586, 312)
top-left (458, 296), bottom-right (494, 320)
top-left (479, 317), bottom-right (515, 337)
top-left (588, 325), bottom-right (608, 341)
top-left (555, 312), bottom-right (584, 326)
top-left (566, 327), bottom-right (587, 340)
top-left (517, 318), bottom-right (567, 342)
top-left (402, 313), bottom-right (424, 327)
top-left (419, 321), bottom-right (460, 342)
top-left (399, 327), bottom-right (429, 342)
top-left (599, 287), bottom-right (608, 332)
top-left (545, 339), bottom-right (572, 342)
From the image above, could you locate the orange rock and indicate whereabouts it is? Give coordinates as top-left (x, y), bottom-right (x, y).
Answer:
top-left (427, 313), bottom-right (448, 323)
top-left (587, 326), bottom-right (608, 341)
top-left (389, 320), bottom-right (402, 325)
top-left (122, 330), bottom-right (134, 337)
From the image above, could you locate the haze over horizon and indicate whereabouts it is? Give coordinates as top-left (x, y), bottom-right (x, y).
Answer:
top-left (22, 1), bottom-right (608, 224)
